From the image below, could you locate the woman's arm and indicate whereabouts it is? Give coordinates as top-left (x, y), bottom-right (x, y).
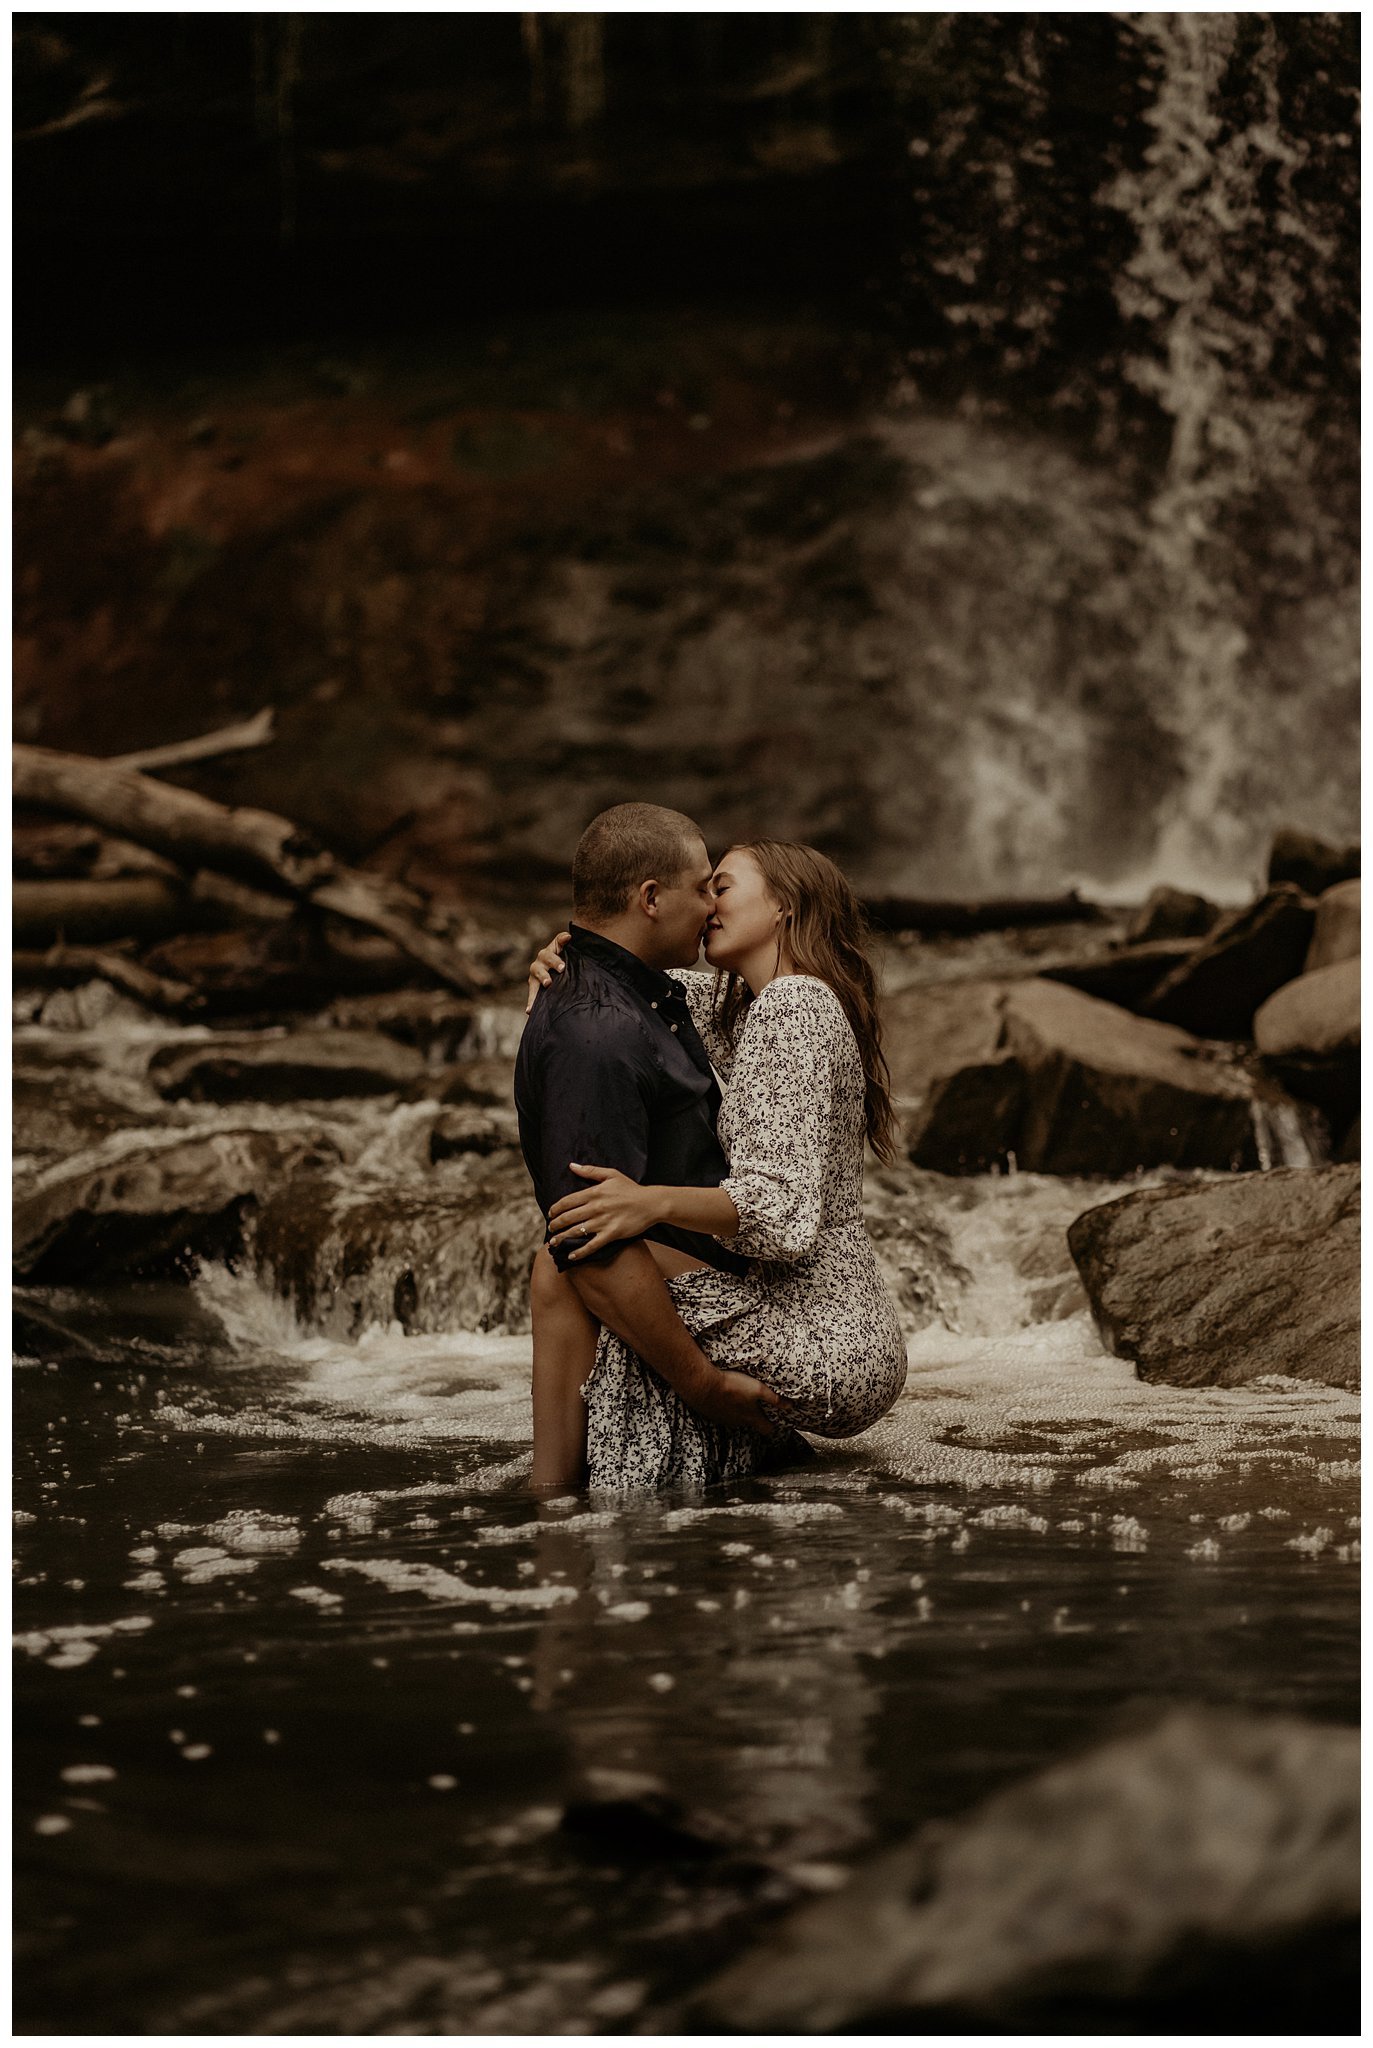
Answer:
top-left (716, 979), bottom-right (835, 1262)
top-left (548, 1166), bottom-right (739, 1260)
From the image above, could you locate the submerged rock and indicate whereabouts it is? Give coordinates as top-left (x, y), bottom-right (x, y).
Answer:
top-left (689, 1707), bottom-right (1358, 2031)
top-left (148, 1030), bottom-right (425, 1102)
top-left (1066, 1164), bottom-right (1359, 1388)
top-left (1304, 878), bottom-right (1360, 973)
top-left (13, 1128), bottom-right (343, 1283)
top-left (249, 1151), bottom-right (543, 1335)
top-left (1254, 956), bottom-right (1359, 1059)
top-left (1142, 884), bottom-right (1316, 1040)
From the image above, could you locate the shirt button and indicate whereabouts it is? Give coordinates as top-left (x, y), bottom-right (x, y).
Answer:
top-left (669, 1023), bottom-right (678, 1033)
top-left (650, 1001), bottom-right (658, 1009)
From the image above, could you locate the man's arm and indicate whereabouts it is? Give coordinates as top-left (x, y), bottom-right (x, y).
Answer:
top-left (569, 1242), bottom-right (782, 1435)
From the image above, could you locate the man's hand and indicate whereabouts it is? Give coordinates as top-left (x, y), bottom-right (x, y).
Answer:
top-left (691, 1367), bottom-right (789, 1437)
top-left (525, 931), bottom-right (571, 1015)
top-left (567, 1241), bottom-right (788, 1440)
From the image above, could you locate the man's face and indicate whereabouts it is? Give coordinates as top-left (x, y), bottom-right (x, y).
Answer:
top-left (648, 839), bottom-right (717, 968)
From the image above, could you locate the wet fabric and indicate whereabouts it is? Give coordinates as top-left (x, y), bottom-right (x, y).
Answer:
top-left (514, 926), bottom-right (748, 1278)
top-left (585, 973), bottom-right (908, 1490)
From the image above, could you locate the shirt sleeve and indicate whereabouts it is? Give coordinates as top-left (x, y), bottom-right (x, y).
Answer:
top-left (529, 1003), bottom-right (656, 1271)
top-left (719, 979), bottom-right (836, 1263)
top-left (667, 966), bottom-right (735, 1081)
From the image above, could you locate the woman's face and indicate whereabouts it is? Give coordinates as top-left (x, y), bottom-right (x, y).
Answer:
top-left (703, 847), bottom-right (785, 971)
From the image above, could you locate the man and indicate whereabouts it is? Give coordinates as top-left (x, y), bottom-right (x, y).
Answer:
top-left (514, 802), bottom-right (783, 1488)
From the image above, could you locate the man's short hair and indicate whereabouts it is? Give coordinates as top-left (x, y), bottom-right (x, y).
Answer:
top-left (572, 803), bottom-right (704, 921)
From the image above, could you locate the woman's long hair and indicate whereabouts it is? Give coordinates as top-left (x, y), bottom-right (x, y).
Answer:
top-left (711, 840), bottom-right (899, 1164)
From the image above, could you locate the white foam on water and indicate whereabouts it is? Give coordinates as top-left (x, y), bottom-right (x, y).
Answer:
top-left (319, 1556), bottom-right (576, 1611)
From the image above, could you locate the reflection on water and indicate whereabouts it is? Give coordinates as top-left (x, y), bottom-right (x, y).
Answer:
top-left (13, 1237), bottom-right (1357, 2034)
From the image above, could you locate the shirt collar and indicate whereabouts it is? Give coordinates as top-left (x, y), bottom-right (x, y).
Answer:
top-left (566, 924), bottom-right (685, 1008)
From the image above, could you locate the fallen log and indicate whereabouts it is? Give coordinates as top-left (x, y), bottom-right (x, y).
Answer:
top-left (13, 741), bottom-right (485, 995)
top-left (13, 876), bottom-right (193, 946)
top-left (862, 890), bottom-right (1107, 937)
top-left (111, 706), bottom-right (276, 775)
top-left (14, 742), bottom-right (330, 892)
top-left (13, 944), bottom-right (200, 1014)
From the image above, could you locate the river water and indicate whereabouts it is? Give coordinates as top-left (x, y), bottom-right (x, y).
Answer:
top-left (12, 1006), bottom-right (1361, 2033)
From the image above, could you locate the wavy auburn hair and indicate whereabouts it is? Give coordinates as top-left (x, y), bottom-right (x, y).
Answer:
top-left (711, 840), bottom-right (898, 1164)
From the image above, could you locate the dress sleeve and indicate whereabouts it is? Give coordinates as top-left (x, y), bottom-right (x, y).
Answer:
top-left (719, 979), bottom-right (836, 1262)
top-left (666, 967), bottom-right (735, 1079)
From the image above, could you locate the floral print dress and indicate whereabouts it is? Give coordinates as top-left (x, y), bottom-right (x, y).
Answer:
top-left (583, 972), bottom-right (908, 1491)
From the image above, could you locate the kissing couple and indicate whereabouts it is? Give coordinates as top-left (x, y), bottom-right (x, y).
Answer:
top-left (515, 802), bottom-right (908, 1493)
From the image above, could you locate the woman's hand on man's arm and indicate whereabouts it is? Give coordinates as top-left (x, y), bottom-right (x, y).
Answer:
top-left (549, 1165), bottom-right (739, 1259)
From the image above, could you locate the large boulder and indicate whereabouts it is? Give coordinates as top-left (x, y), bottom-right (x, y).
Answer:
top-left (1254, 956), bottom-right (1359, 1059)
top-left (689, 1708), bottom-right (1358, 2032)
top-left (1066, 1164), bottom-right (1358, 1388)
top-left (1141, 885), bottom-right (1316, 1041)
top-left (885, 976), bottom-right (1309, 1177)
top-left (1267, 825), bottom-right (1359, 899)
top-left (13, 1127), bottom-right (342, 1282)
top-left (1042, 937), bottom-right (1200, 1012)
top-left (249, 1151), bottom-right (544, 1336)
top-left (1001, 980), bottom-right (1270, 1176)
top-left (1304, 878), bottom-right (1360, 973)
top-left (148, 1029), bottom-right (425, 1102)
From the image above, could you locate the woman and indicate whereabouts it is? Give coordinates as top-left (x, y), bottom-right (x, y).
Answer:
top-left (527, 840), bottom-right (908, 1491)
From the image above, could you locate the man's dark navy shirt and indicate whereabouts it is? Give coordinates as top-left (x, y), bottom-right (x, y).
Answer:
top-left (514, 925), bottom-right (749, 1278)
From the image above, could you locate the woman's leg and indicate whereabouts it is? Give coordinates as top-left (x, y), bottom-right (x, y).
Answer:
top-left (529, 1247), bottom-right (599, 1492)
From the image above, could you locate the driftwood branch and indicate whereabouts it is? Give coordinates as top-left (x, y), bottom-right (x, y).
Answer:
top-left (112, 707), bottom-right (276, 775)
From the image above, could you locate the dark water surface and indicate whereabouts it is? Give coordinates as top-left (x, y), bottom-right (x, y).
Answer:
top-left (14, 1267), bottom-right (1359, 2035)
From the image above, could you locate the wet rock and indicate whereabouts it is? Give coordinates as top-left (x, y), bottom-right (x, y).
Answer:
top-left (689, 1707), bottom-right (1359, 2032)
top-left (429, 1105), bottom-right (521, 1161)
top-left (883, 979), bottom-right (1021, 1174)
top-left (1066, 1164), bottom-right (1359, 1388)
top-left (1003, 979), bottom-right (1265, 1176)
top-left (14, 1128), bottom-right (342, 1283)
top-left (1254, 956), bottom-right (1359, 1059)
top-left (148, 1030), bottom-right (425, 1102)
top-left (888, 976), bottom-right (1286, 1177)
top-left (1267, 825), bottom-right (1359, 898)
top-left (1041, 937), bottom-right (1200, 1012)
top-left (12, 1068), bottom-right (146, 1165)
top-left (322, 988), bottom-right (483, 1059)
top-left (1141, 885), bottom-right (1316, 1041)
top-left (1304, 878), bottom-right (1360, 972)
top-left (1255, 1048), bottom-right (1357, 1153)
top-left (1125, 885), bottom-right (1221, 944)
top-left (249, 1152), bottom-right (543, 1335)
top-left (1336, 1114), bottom-right (1360, 1162)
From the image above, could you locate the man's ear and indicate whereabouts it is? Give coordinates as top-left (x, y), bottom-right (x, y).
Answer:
top-left (638, 879), bottom-right (660, 919)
